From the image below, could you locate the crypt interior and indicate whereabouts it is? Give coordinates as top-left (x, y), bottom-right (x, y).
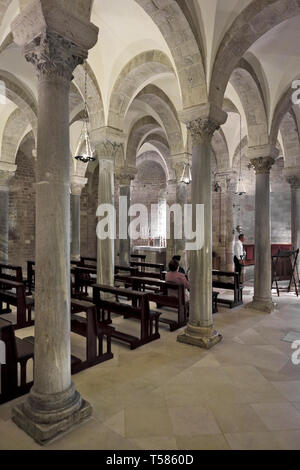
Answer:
top-left (0, 0), bottom-right (300, 450)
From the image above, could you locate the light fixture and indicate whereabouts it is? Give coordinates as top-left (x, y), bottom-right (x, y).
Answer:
top-left (74, 64), bottom-right (95, 164)
top-left (180, 162), bottom-right (192, 185)
top-left (235, 114), bottom-right (246, 196)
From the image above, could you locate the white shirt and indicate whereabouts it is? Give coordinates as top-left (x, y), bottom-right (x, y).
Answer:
top-left (234, 239), bottom-right (244, 260)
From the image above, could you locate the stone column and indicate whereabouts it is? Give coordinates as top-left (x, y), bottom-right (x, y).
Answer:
top-left (166, 178), bottom-right (177, 263)
top-left (92, 134), bottom-right (123, 287)
top-left (116, 169), bottom-right (136, 266)
top-left (70, 177), bottom-right (87, 261)
top-left (285, 168), bottom-right (300, 275)
top-left (174, 161), bottom-right (189, 269)
top-left (177, 104), bottom-right (226, 349)
top-left (11, 3), bottom-right (98, 445)
top-left (246, 147), bottom-right (275, 313)
top-left (0, 166), bottom-right (15, 264)
top-left (214, 171), bottom-right (236, 271)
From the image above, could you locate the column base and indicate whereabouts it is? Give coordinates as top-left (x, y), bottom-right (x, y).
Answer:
top-left (245, 297), bottom-right (275, 313)
top-left (177, 324), bottom-right (222, 350)
top-left (12, 384), bottom-right (92, 446)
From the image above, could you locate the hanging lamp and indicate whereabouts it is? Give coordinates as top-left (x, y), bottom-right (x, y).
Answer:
top-left (180, 162), bottom-right (192, 184)
top-left (235, 114), bottom-right (246, 196)
top-left (74, 64), bottom-right (95, 164)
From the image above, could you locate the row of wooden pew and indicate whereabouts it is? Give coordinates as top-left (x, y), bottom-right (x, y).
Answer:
top-left (0, 256), bottom-right (243, 405)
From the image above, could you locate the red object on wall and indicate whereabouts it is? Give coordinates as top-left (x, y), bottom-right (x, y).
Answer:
top-left (243, 244), bottom-right (292, 266)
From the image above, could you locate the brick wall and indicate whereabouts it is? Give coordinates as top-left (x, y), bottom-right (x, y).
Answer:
top-left (8, 150), bottom-right (36, 272)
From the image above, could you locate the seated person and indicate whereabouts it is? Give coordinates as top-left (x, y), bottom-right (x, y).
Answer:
top-left (172, 255), bottom-right (186, 275)
top-left (165, 259), bottom-right (190, 303)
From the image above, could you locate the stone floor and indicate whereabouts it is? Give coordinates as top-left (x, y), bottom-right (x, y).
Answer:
top-left (0, 285), bottom-right (300, 450)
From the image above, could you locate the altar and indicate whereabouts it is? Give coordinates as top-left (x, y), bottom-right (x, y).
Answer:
top-left (132, 246), bottom-right (166, 266)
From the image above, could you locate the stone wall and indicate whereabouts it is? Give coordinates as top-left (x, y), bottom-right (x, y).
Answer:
top-left (8, 150), bottom-right (36, 272)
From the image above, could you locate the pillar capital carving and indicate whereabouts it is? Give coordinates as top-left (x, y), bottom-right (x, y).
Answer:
top-left (286, 175), bottom-right (300, 190)
top-left (0, 163), bottom-right (16, 190)
top-left (214, 170), bottom-right (237, 192)
top-left (284, 167), bottom-right (300, 189)
top-left (11, 0), bottom-right (98, 83)
top-left (91, 127), bottom-right (125, 163)
top-left (70, 176), bottom-right (87, 196)
top-left (250, 157), bottom-right (274, 175)
top-left (115, 167), bottom-right (137, 186)
top-left (0, 170), bottom-right (15, 190)
top-left (179, 103), bottom-right (227, 146)
top-left (169, 153), bottom-right (192, 182)
top-left (23, 31), bottom-right (87, 82)
top-left (187, 118), bottom-right (221, 145)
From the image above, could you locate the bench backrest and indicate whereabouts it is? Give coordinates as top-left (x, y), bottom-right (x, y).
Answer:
top-left (0, 318), bottom-right (18, 395)
top-left (93, 284), bottom-right (150, 314)
top-left (114, 265), bottom-right (138, 276)
top-left (130, 261), bottom-right (165, 272)
top-left (125, 276), bottom-right (186, 307)
top-left (0, 264), bottom-right (23, 283)
top-left (130, 254), bottom-right (147, 262)
top-left (81, 257), bottom-right (97, 266)
top-left (212, 270), bottom-right (240, 289)
top-left (0, 278), bottom-right (27, 306)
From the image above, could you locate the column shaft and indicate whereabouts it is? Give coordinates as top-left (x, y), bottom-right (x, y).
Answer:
top-left (97, 159), bottom-right (114, 286)
top-left (71, 194), bottom-right (81, 261)
top-left (246, 154), bottom-right (274, 313)
top-left (177, 114), bottom-right (225, 349)
top-left (0, 188), bottom-right (9, 264)
top-left (119, 183), bottom-right (131, 266)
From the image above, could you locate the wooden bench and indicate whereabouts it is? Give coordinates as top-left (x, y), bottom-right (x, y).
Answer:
top-left (130, 254), bottom-right (146, 262)
top-left (212, 270), bottom-right (243, 308)
top-left (122, 276), bottom-right (186, 331)
top-left (0, 278), bottom-right (34, 329)
top-left (73, 266), bottom-right (97, 298)
top-left (70, 299), bottom-right (114, 373)
top-left (92, 284), bottom-right (160, 349)
top-left (0, 264), bottom-right (24, 312)
top-left (114, 265), bottom-right (138, 288)
top-left (81, 257), bottom-right (97, 267)
top-left (130, 261), bottom-right (165, 279)
top-left (0, 317), bottom-right (34, 404)
top-left (26, 261), bottom-right (35, 295)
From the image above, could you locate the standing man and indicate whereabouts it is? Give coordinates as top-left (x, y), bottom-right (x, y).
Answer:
top-left (234, 233), bottom-right (245, 279)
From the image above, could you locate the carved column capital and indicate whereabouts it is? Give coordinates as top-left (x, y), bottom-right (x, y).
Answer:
top-left (187, 118), bottom-right (220, 145)
top-left (0, 170), bottom-right (15, 191)
top-left (96, 140), bottom-right (124, 162)
top-left (250, 157), bottom-right (274, 175)
top-left (23, 31), bottom-right (87, 82)
top-left (284, 167), bottom-right (300, 190)
top-left (70, 176), bottom-right (87, 196)
top-left (214, 170), bottom-right (237, 192)
top-left (286, 175), bottom-right (300, 190)
top-left (179, 103), bottom-right (227, 146)
top-left (115, 167), bottom-right (137, 186)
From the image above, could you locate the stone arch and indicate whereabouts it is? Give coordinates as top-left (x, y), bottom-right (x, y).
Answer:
top-left (1, 108), bottom-right (30, 164)
top-left (270, 85), bottom-right (294, 148)
top-left (0, 70), bottom-right (37, 140)
top-left (126, 116), bottom-right (163, 167)
top-left (280, 110), bottom-right (300, 167)
top-left (134, 84), bottom-right (184, 154)
top-left (212, 128), bottom-right (230, 172)
top-left (141, 133), bottom-right (170, 155)
top-left (108, 50), bottom-right (176, 130)
top-left (229, 64), bottom-right (269, 148)
top-left (134, 0), bottom-right (207, 108)
top-left (136, 151), bottom-right (169, 183)
top-left (210, 0), bottom-right (300, 109)
top-left (73, 62), bottom-right (105, 130)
